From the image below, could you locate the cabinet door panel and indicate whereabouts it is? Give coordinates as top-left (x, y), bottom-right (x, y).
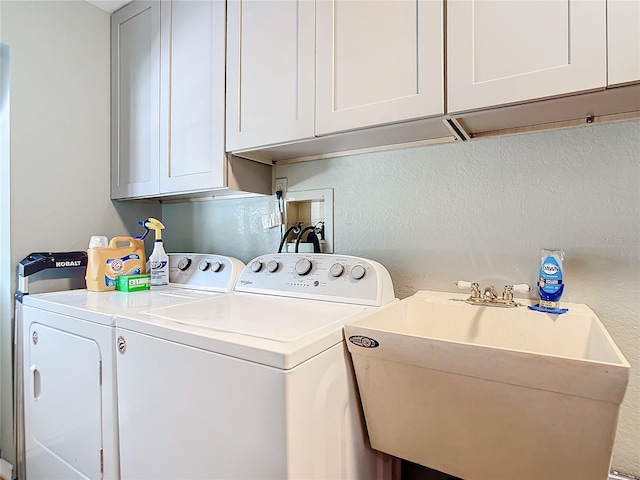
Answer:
top-left (447, 0), bottom-right (606, 113)
top-left (608, 0), bottom-right (640, 86)
top-left (160, 0), bottom-right (226, 193)
top-left (226, 0), bottom-right (316, 151)
top-left (316, 0), bottom-right (443, 136)
top-left (111, 1), bottom-right (160, 199)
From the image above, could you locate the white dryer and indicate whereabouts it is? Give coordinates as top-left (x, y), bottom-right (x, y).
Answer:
top-left (114, 253), bottom-right (397, 480)
top-left (20, 253), bottom-right (244, 480)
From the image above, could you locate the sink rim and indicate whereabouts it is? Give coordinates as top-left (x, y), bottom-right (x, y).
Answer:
top-left (346, 289), bottom-right (631, 369)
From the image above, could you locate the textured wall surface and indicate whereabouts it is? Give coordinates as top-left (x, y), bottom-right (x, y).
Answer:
top-left (163, 119), bottom-right (640, 476)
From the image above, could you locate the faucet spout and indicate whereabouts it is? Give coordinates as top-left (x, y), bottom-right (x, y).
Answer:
top-left (483, 285), bottom-right (498, 301)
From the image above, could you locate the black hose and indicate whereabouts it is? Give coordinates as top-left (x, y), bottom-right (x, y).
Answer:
top-left (306, 231), bottom-right (321, 253)
top-left (294, 226), bottom-right (317, 253)
top-left (277, 225), bottom-right (301, 253)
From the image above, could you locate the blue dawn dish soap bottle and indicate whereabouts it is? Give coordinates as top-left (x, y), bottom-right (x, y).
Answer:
top-left (537, 248), bottom-right (565, 310)
top-left (146, 218), bottom-right (168, 290)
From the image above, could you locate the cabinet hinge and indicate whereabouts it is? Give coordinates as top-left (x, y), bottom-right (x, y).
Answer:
top-left (100, 448), bottom-right (104, 473)
top-left (443, 117), bottom-right (471, 141)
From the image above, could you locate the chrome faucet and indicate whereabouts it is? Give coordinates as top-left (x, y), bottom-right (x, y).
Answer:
top-left (456, 281), bottom-right (530, 308)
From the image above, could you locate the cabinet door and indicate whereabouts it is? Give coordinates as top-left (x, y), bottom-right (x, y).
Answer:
top-left (226, 0), bottom-right (316, 151)
top-left (159, 0), bottom-right (226, 194)
top-left (315, 0), bottom-right (444, 136)
top-left (447, 0), bottom-right (606, 113)
top-left (111, 1), bottom-right (160, 199)
top-left (608, 0), bottom-right (640, 86)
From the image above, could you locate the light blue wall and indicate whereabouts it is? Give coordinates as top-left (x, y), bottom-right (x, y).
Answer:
top-left (163, 119), bottom-right (640, 476)
top-left (163, 196), bottom-right (280, 261)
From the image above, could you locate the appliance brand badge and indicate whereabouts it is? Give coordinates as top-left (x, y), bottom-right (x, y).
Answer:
top-left (348, 335), bottom-right (379, 348)
top-left (240, 280), bottom-right (253, 285)
top-left (56, 260), bottom-right (82, 268)
top-left (117, 336), bottom-right (127, 354)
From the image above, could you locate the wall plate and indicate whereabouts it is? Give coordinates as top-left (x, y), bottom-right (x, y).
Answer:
top-left (285, 189), bottom-right (334, 253)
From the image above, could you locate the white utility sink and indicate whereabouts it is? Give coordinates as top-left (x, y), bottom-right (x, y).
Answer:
top-left (344, 290), bottom-right (630, 480)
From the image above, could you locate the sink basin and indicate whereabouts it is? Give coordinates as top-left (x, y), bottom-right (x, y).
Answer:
top-left (344, 290), bottom-right (630, 480)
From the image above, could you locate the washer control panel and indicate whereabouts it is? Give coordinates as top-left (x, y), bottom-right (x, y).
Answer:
top-left (168, 254), bottom-right (245, 292)
top-left (235, 254), bottom-right (395, 306)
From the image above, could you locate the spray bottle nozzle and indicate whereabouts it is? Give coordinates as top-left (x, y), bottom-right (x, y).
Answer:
top-left (134, 220), bottom-right (150, 240)
top-left (144, 218), bottom-right (165, 241)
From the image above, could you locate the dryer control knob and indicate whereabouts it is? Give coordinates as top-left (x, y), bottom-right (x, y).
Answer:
top-left (250, 260), bottom-right (263, 272)
top-left (330, 263), bottom-right (344, 277)
top-left (267, 260), bottom-right (279, 273)
top-left (295, 258), bottom-right (313, 276)
top-left (210, 261), bottom-right (222, 272)
top-left (198, 261), bottom-right (209, 271)
top-left (350, 264), bottom-right (366, 280)
top-left (177, 257), bottom-right (192, 271)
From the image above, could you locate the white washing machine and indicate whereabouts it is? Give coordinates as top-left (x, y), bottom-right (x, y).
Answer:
top-left (20, 253), bottom-right (244, 480)
top-left (114, 253), bottom-right (397, 480)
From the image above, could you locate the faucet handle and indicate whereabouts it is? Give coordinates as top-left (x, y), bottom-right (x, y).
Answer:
top-left (502, 283), bottom-right (531, 300)
top-left (456, 280), bottom-right (480, 298)
top-left (512, 284), bottom-right (531, 293)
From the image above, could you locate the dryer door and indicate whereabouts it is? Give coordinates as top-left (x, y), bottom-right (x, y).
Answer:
top-left (26, 323), bottom-right (103, 479)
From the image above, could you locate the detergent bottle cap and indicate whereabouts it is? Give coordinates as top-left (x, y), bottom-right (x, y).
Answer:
top-left (88, 236), bottom-right (108, 249)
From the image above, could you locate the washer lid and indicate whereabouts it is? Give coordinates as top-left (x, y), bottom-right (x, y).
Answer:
top-left (116, 293), bottom-right (378, 369)
top-left (145, 293), bottom-right (365, 342)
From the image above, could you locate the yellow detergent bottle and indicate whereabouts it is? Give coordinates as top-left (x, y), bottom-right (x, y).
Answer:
top-left (86, 235), bottom-right (146, 292)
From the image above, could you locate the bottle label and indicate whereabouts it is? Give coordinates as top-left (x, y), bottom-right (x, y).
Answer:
top-left (150, 260), bottom-right (167, 271)
top-left (105, 254), bottom-right (143, 287)
top-left (538, 256), bottom-right (563, 298)
top-left (150, 261), bottom-right (168, 286)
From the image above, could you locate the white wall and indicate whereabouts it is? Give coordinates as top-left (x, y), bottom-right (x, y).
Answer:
top-left (0, 1), bottom-right (160, 463)
top-left (0, 39), bottom-right (9, 472)
top-left (163, 119), bottom-right (640, 477)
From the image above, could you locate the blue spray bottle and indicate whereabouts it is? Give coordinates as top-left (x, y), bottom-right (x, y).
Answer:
top-left (534, 248), bottom-right (567, 313)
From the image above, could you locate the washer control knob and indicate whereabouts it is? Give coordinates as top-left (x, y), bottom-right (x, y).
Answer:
top-left (295, 258), bottom-right (313, 276)
top-left (198, 261), bottom-right (209, 271)
top-left (210, 261), bottom-right (222, 273)
top-left (267, 260), bottom-right (279, 273)
top-left (330, 263), bottom-right (344, 277)
top-left (177, 257), bottom-right (192, 271)
top-left (250, 260), bottom-right (263, 272)
top-left (350, 264), bottom-right (366, 280)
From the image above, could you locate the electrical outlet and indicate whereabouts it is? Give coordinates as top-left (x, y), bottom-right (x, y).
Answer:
top-left (274, 177), bottom-right (287, 196)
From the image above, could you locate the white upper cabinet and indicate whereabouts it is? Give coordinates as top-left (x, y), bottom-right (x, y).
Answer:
top-left (159, 0), bottom-right (226, 193)
top-left (111, 1), bottom-right (160, 199)
top-left (226, 0), bottom-right (444, 152)
top-left (447, 0), bottom-right (607, 114)
top-left (112, 0), bottom-right (270, 200)
top-left (608, 0), bottom-right (640, 86)
top-left (315, 0), bottom-right (444, 136)
top-left (226, 0), bottom-right (316, 152)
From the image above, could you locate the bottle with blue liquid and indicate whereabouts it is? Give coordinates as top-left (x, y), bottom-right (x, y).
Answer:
top-left (537, 248), bottom-right (565, 310)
